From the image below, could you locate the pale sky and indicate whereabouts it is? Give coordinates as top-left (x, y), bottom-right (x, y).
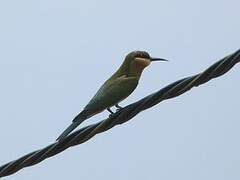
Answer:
top-left (0, 0), bottom-right (239, 179)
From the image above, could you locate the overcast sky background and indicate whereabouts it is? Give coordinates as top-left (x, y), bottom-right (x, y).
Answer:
top-left (0, 0), bottom-right (239, 179)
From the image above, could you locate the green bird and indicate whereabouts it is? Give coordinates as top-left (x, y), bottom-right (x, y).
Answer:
top-left (57, 51), bottom-right (167, 141)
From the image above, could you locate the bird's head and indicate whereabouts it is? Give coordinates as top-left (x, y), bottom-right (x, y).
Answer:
top-left (124, 51), bottom-right (168, 76)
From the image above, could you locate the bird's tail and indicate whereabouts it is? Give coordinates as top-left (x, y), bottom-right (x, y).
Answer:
top-left (56, 110), bottom-right (88, 141)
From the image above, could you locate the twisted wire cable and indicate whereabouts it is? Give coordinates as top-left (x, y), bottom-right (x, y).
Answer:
top-left (0, 49), bottom-right (239, 178)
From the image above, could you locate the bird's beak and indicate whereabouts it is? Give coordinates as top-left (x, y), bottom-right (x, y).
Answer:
top-left (150, 57), bottom-right (169, 62)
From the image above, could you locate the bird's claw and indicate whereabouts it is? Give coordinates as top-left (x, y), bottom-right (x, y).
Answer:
top-left (107, 105), bottom-right (123, 117)
top-left (115, 104), bottom-right (123, 109)
top-left (116, 108), bottom-right (122, 112)
top-left (107, 108), bottom-right (114, 114)
top-left (115, 104), bottom-right (123, 111)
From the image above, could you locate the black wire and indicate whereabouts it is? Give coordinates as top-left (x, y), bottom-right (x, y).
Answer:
top-left (0, 49), bottom-right (239, 178)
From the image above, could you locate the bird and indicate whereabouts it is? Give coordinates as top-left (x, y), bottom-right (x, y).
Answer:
top-left (56, 51), bottom-right (168, 141)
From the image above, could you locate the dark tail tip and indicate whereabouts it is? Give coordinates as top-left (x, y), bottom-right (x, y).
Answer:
top-left (56, 122), bottom-right (79, 141)
top-left (56, 111), bottom-right (88, 141)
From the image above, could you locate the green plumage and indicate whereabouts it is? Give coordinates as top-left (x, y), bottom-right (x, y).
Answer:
top-left (57, 51), bottom-right (163, 141)
top-left (84, 75), bottom-right (138, 114)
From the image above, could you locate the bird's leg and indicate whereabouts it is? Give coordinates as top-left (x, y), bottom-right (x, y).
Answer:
top-left (107, 107), bottom-right (114, 115)
top-left (115, 104), bottom-right (123, 111)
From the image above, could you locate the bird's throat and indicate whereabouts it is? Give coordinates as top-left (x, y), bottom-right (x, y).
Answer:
top-left (128, 61), bottom-right (148, 78)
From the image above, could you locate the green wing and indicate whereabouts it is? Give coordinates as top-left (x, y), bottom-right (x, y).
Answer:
top-left (84, 76), bottom-right (138, 113)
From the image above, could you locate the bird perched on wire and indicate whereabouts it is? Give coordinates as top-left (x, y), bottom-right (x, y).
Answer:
top-left (57, 51), bottom-right (168, 141)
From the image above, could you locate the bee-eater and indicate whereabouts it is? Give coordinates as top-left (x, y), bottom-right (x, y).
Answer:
top-left (57, 51), bottom-right (168, 141)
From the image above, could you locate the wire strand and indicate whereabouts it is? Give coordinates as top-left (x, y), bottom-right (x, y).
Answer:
top-left (0, 49), bottom-right (239, 178)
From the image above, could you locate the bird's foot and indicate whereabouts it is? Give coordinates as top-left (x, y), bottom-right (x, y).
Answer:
top-left (115, 104), bottom-right (123, 112)
top-left (107, 108), bottom-right (114, 117)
